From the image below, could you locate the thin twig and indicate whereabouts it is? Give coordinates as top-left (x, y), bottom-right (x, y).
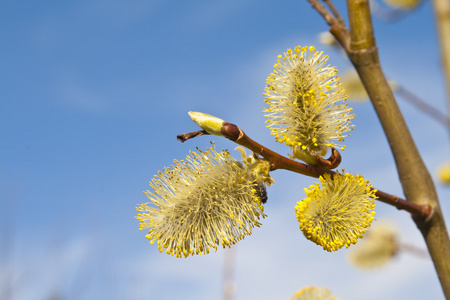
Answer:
top-left (399, 243), bottom-right (430, 258)
top-left (308, 0), bottom-right (336, 26)
top-left (374, 190), bottom-right (432, 220)
top-left (308, 0), bottom-right (351, 51)
top-left (178, 123), bottom-right (432, 219)
top-left (323, 0), bottom-right (345, 26)
top-left (232, 129), bottom-right (330, 177)
top-left (232, 127), bottom-right (432, 219)
top-left (177, 130), bottom-right (210, 142)
top-left (396, 85), bottom-right (450, 129)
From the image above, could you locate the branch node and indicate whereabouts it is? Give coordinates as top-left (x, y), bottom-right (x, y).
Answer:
top-left (316, 148), bottom-right (342, 169)
top-left (221, 122), bottom-right (241, 141)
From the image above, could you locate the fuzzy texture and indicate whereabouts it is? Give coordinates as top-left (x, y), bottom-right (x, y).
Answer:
top-left (295, 170), bottom-right (377, 252)
top-left (291, 286), bottom-right (340, 300)
top-left (135, 146), bottom-right (266, 258)
top-left (348, 220), bottom-right (399, 268)
top-left (341, 69), bottom-right (398, 102)
top-left (263, 46), bottom-right (354, 160)
top-left (383, 0), bottom-right (421, 10)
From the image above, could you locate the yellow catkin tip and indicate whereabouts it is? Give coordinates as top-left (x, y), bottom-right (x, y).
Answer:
top-left (295, 170), bottom-right (376, 252)
top-left (135, 145), bottom-right (268, 258)
top-left (348, 220), bottom-right (400, 269)
top-left (263, 45), bottom-right (354, 159)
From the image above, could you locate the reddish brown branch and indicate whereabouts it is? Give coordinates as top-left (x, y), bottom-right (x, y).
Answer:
top-left (374, 189), bottom-right (432, 220)
top-left (234, 127), bottom-right (431, 220)
top-left (233, 129), bottom-right (331, 178)
top-left (179, 122), bottom-right (431, 220)
top-left (308, 2), bottom-right (449, 296)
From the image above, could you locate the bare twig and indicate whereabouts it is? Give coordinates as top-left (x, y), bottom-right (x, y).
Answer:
top-left (374, 190), bottom-right (432, 220)
top-left (399, 243), bottom-right (430, 258)
top-left (308, 0), bottom-right (350, 50)
top-left (396, 85), bottom-right (450, 128)
top-left (323, 0), bottom-right (345, 26)
top-left (178, 123), bottom-right (432, 220)
top-left (177, 130), bottom-right (210, 142)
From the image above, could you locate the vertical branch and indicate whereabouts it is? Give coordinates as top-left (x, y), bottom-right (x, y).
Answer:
top-left (347, 0), bottom-right (375, 50)
top-left (345, 0), bottom-right (435, 206)
top-left (345, 0), bottom-right (450, 297)
top-left (431, 0), bottom-right (450, 110)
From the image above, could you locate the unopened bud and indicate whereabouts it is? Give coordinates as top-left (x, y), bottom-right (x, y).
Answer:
top-left (188, 111), bottom-right (225, 136)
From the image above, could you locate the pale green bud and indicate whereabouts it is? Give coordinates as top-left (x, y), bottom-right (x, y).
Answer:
top-left (188, 111), bottom-right (225, 136)
top-left (291, 146), bottom-right (320, 165)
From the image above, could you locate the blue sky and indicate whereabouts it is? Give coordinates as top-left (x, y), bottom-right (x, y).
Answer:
top-left (1, 1), bottom-right (449, 299)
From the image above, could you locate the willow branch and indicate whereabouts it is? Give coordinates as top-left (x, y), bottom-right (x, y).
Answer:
top-left (374, 190), bottom-right (431, 219)
top-left (309, 0), bottom-right (450, 296)
top-left (399, 243), bottom-right (430, 259)
top-left (308, 0), bottom-right (336, 26)
top-left (225, 124), bottom-right (431, 219)
top-left (307, 0), bottom-right (350, 50)
top-left (344, 0), bottom-right (444, 205)
top-left (342, 1), bottom-right (442, 208)
top-left (177, 130), bottom-right (210, 142)
top-left (323, 0), bottom-right (345, 26)
top-left (219, 122), bottom-right (329, 177)
top-left (396, 85), bottom-right (450, 129)
top-left (177, 123), bottom-right (431, 219)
